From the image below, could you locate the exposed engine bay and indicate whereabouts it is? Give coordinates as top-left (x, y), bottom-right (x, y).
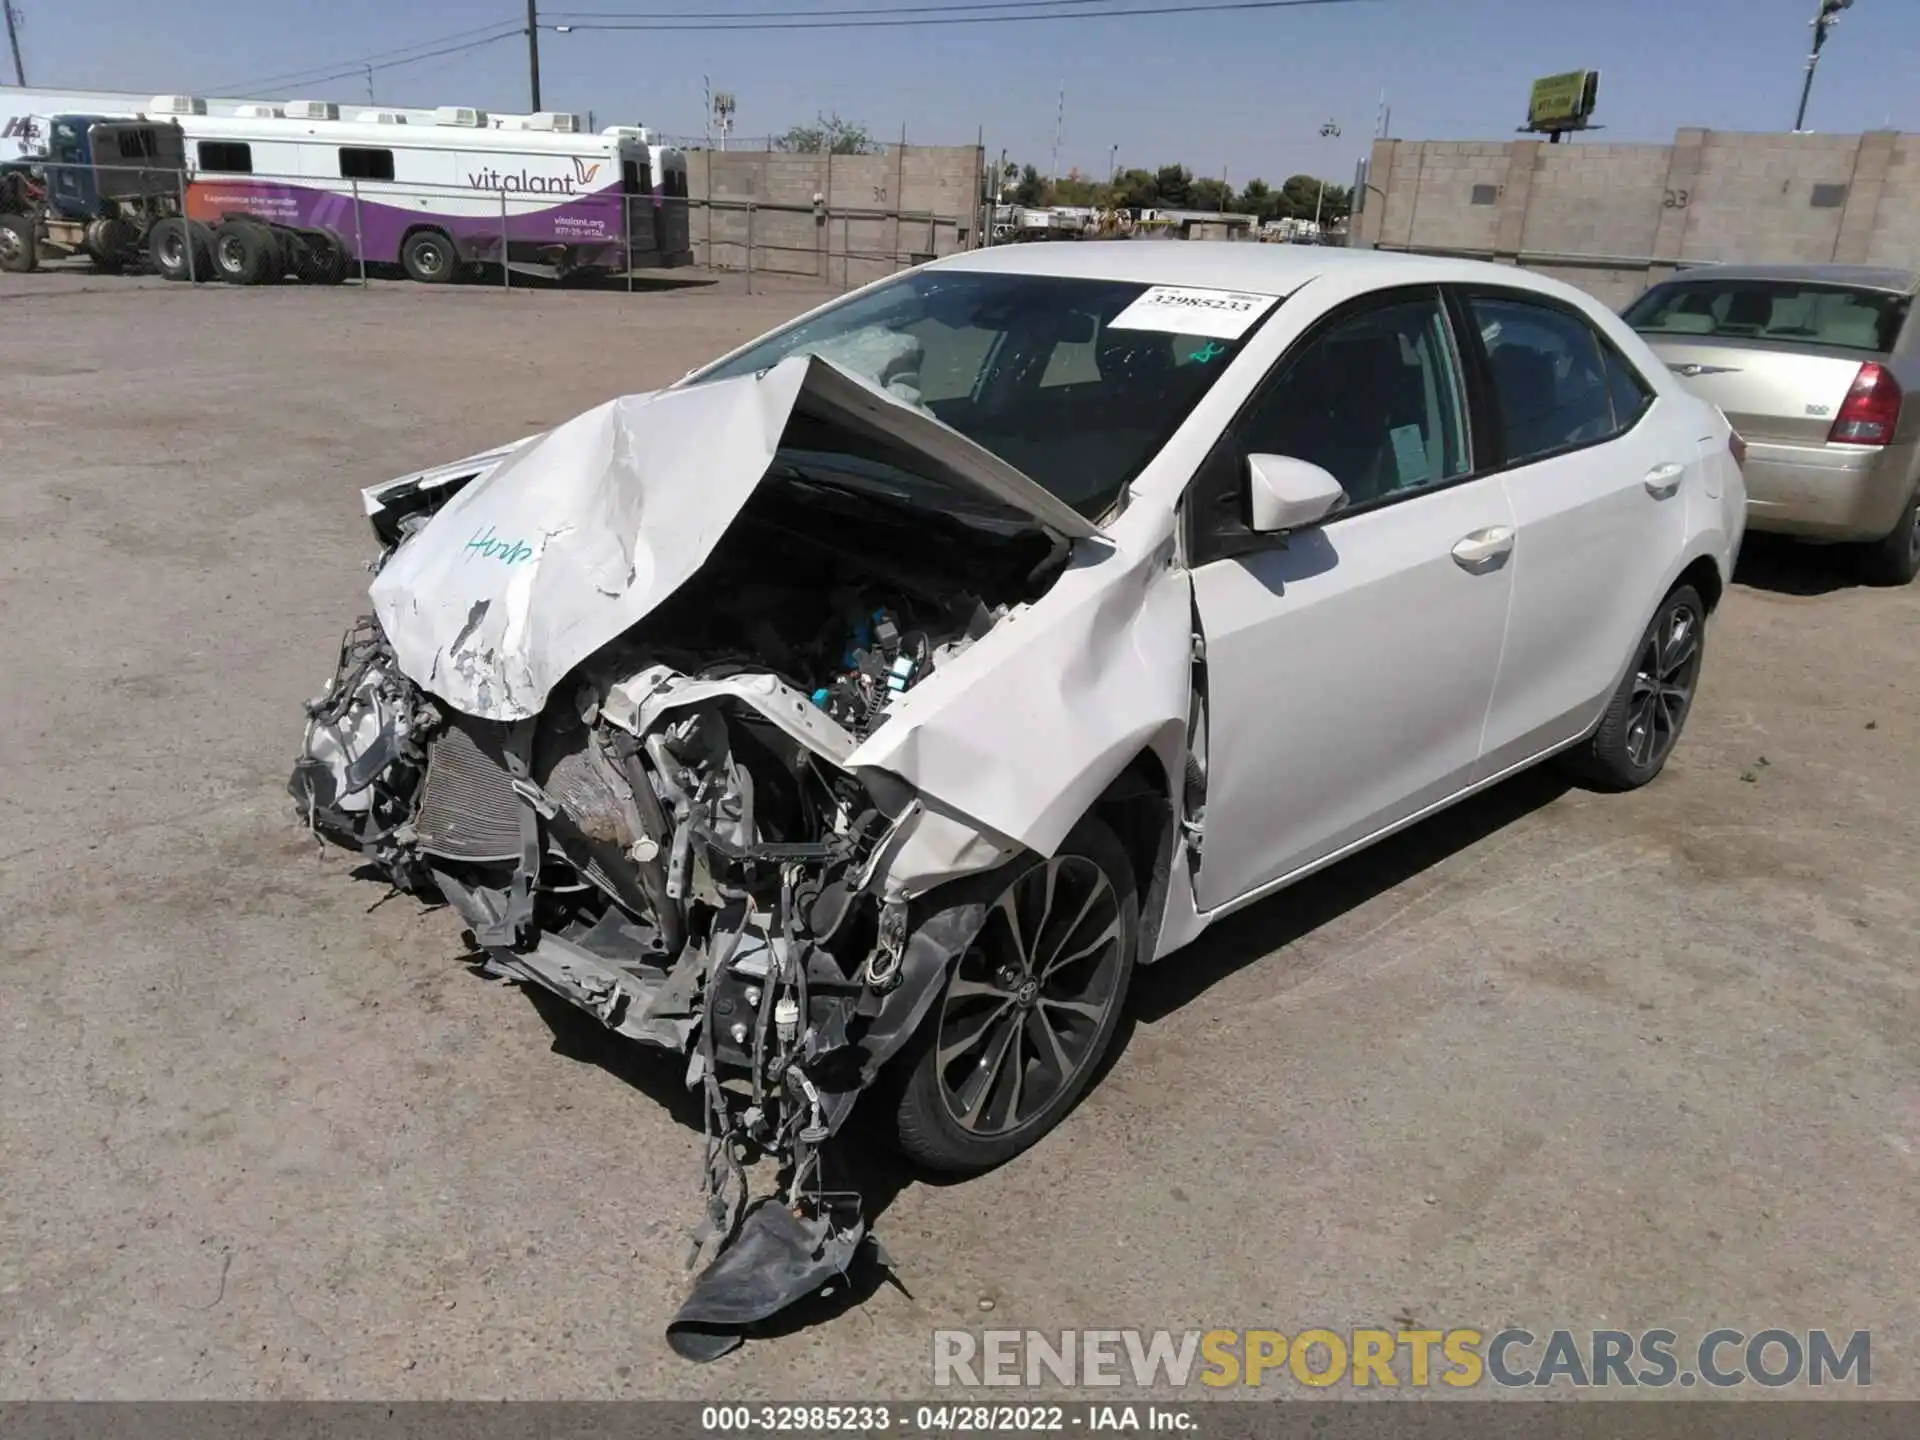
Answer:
top-left (290, 385), bottom-right (1073, 1358)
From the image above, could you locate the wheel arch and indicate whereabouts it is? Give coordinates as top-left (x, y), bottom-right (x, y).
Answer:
top-left (1085, 744), bottom-right (1180, 964)
top-left (1674, 552), bottom-right (1724, 613)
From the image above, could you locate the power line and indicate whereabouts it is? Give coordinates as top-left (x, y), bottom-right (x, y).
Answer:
top-left (553, 0), bottom-right (1182, 15)
top-left (213, 20), bottom-right (523, 95)
top-left (547, 0), bottom-right (1371, 28)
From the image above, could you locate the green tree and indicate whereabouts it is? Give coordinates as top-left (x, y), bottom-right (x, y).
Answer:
top-left (1013, 163), bottom-right (1047, 206)
top-left (1112, 167), bottom-right (1159, 211)
top-left (1237, 178), bottom-right (1276, 222)
top-left (1153, 164), bottom-right (1193, 208)
top-left (1053, 174), bottom-right (1110, 207)
top-left (1190, 176), bottom-right (1234, 212)
top-left (1278, 174), bottom-right (1352, 224)
top-left (773, 112), bottom-right (877, 155)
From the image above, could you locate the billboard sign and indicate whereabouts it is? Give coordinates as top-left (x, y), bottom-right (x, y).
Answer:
top-left (1526, 70), bottom-right (1600, 133)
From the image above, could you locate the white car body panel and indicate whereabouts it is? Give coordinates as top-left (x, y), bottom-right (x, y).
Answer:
top-left (357, 242), bottom-right (1742, 959)
top-left (1190, 473), bottom-right (1516, 909)
top-left (369, 353), bottom-right (1101, 725)
top-left (1475, 402), bottom-right (1693, 774)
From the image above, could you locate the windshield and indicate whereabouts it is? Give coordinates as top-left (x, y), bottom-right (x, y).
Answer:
top-left (1624, 279), bottom-right (1909, 354)
top-left (691, 270), bottom-right (1273, 518)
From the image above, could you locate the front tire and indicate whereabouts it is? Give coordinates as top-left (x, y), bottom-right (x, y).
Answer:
top-left (1856, 490), bottom-right (1920, 587)
top-left (401, 229), bottom-right (456, 284)
top-left (1561, 584), bottom-right (1706, 792)
top-left (0, 212), bottom-right (37, 273)
top-left (891, 816), bottom-right (1138, 1175)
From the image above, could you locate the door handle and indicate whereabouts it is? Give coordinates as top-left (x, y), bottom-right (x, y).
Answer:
top-left (1451, 525), bottom-right (1514, 572)
top-left (1644, 462), bottom-right (1685, 498)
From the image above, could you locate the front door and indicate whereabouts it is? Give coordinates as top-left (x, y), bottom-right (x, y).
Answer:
top-left (1186, 287), bottom-right (1515, 912)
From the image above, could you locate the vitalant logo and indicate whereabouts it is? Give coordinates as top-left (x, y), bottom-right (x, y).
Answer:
top-left (464, 155), bottom-right (603, 194)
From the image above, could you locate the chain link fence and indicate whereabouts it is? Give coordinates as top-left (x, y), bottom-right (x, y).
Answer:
top-left (3, 159), bottom-right (978, 296)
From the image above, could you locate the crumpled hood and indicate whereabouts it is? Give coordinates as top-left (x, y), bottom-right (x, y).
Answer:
top-left (367, 353), bottom-right (1100, 722)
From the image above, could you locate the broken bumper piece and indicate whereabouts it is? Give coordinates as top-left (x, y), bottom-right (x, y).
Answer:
top-left (290, 609), bottom-right (1007, 1357)
top-left (666, 1198), bottom-right (868, 1362)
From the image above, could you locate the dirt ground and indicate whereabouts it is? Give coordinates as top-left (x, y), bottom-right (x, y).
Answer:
top-left (1, 274), bottom-right (1915, 1401)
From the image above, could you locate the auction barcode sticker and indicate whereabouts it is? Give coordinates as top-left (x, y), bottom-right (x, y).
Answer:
top-left (1107, 285), bottom-right (1280, 339)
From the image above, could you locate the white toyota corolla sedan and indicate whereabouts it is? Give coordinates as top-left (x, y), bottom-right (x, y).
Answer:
top-left (291, 242), bottom-right (1745, 1355)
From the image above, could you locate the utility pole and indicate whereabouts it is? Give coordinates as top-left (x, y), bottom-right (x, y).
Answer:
top-left (526, 0), bottom-right (543, 113)
top-left (1314, 118), bottom-right (1341, 233)
top-left (4, 1), bottom-right (26, 88)
top-left (1050, 84), bottom-right (1063, 190)
top-left (1794, 0), bottom-right (1854, 132)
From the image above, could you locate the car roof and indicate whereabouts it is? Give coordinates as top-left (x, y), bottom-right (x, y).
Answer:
top-left (929, 240), bottom-right (1586, 301)
top-left (1663, 262), bottom-right (1919, 296)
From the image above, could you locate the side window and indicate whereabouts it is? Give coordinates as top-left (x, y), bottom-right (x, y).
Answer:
top-left (1234, 293), bottom-right (1469, 509)
top-left (1468, 295), bottom-right (1616, 463)
top-left (339, 147), bottom-right (395, 182)
top-left (197, 140), bottom-right (252, 175)
top-left (1600, 344), bottom-right (1654, 431)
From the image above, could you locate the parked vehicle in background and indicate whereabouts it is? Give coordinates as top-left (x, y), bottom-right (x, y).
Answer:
top-left (1625, 264), bottom-right (1920, 585)
top-left (153, 96), bottom-right (693, 285)
top-left (0, 114), bottom-right (186, 274)
top-left (291, 243), bottom-right (1743, 1355)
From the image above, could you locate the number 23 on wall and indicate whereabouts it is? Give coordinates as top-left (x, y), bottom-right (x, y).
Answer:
top-left (1663, 189), bottom-right (1690, 209)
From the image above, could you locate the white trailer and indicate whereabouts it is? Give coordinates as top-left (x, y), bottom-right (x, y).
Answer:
top-left (144, 96), bottom-right (691, 284)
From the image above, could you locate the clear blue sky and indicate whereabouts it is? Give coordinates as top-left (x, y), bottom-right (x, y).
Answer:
top-left (13, 0), bottom-right (1919, 186)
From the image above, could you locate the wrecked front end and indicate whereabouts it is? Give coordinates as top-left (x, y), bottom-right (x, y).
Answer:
top-left (290, 359), bottom-right (1080, 1359)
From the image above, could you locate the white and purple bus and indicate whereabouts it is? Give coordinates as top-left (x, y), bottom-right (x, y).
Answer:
top-left (155, 96), bottom-right (692, 282)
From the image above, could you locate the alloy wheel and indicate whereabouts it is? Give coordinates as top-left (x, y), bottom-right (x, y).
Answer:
top-left (1625, 600), bottom-right (1701, 770)
top-left (933, 855), bottom-right (1126, 1138)
top-left (0, 229), bottom-right (20, 265)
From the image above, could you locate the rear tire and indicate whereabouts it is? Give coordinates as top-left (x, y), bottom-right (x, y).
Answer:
top-left (212, 220), bottom-right (276, 285)
top-left (148, 216), bottom-right (209, 282)
top-left (890, 816), bottom-right (1138, 1175)
top-left (1559, 584), bottom-right (1706, 792)
top-left (400, 228), bottom-right (456, 284)
top-left (1856, 490), bottom-right (1920, 587)
top-left (290, 231), bottom-right (348, 285)
top-left (0, 212), bottom-right (37, 273)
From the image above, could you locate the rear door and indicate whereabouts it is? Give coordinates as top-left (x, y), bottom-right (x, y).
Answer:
top-left (1460, 288), bottom-right (1695, 774)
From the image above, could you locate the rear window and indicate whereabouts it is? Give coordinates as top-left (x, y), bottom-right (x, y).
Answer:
top-left (1624, 279), bottom-right (1907, 353)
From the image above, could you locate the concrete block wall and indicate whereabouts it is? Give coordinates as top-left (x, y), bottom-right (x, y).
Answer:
top-left (686, 144), bottom-right (983, 285)
top-left (1863, 134), bottom-right (1920, 268)
top-left (1676, 131), bottom-right (1860, 265)
top-left (1357, 127), bottom-right (1920, 307)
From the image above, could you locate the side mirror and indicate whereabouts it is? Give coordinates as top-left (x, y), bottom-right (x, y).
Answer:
top-left (1246, 453), bottom-right (1346, 533)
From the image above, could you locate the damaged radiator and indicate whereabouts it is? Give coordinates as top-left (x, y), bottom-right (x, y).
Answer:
top-left (414, 719), bottom-right (524, 863)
